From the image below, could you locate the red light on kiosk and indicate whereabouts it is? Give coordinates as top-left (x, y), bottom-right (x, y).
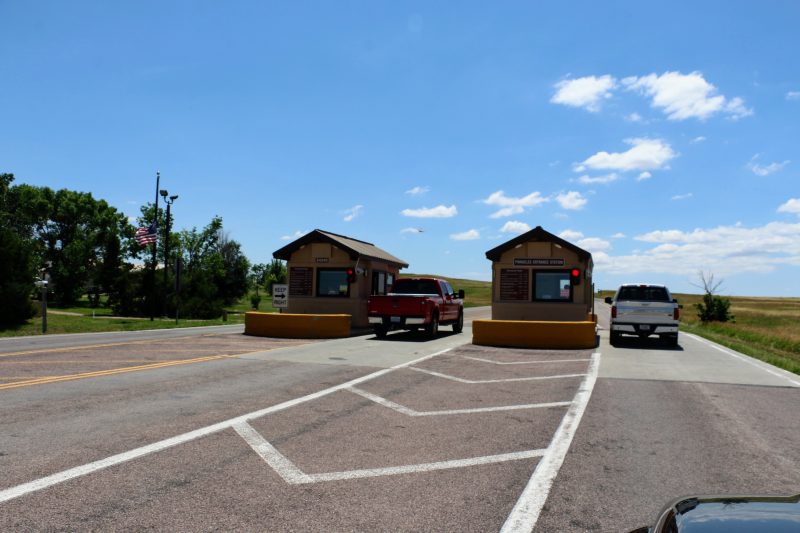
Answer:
top-left (570, 268), bottom-right (581, 286)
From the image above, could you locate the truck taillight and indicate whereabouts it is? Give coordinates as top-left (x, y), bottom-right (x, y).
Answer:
top-left (673, 307), bottom-right (680, 320)
top-left (611, 305), bottom-right (617, 319)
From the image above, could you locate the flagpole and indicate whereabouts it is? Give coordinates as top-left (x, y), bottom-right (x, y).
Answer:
top-left (150, 171), bottom-right (160, 321)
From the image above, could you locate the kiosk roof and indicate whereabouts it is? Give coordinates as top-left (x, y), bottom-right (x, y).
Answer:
top-left (273, 229), bottom-right (409, 268)
top-left (485, 225), bottom-right (593, 264)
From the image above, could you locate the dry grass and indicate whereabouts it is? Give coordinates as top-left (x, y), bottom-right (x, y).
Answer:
top-left (600, 289), bottom-right (800, 375)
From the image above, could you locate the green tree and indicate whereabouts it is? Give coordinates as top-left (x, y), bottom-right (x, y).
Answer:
top-left (264, 259), bottom-right (287, 294)
top-left (176, 217), bottom-right (248, 318)
top-left (250, 263), bottom-right (268, 296)
top-left (16, 186), bottom-right (131, 306)
top-left (694, 271), bottom-right (735, 323)
top-left (0, 174), bottom-right (37, 325)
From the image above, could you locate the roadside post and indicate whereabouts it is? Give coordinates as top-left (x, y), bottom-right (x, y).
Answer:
top-left (35, 279), bottom-right (48, 334)
top-left (272, 284), bottom-right (288, 313)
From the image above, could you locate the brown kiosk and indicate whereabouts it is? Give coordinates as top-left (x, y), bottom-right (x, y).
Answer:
top-left (272, 229), bottom-right (409, 328)
top-left (485, 226), bottom-right (594, 322)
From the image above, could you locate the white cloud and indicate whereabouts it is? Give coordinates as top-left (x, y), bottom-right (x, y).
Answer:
top-left (500, 221), bottom-right (531, 234)
top-left (637, 171), bottom-right (652, 181)
top-left (400, 227), bottom-right (424, 234)
top-left (622, 71), bottom-right (752, 121)
top-left (342, 204), bottom-right (363, 222)
top-left (625, 112), bottom-right (643, 123)
top-left (550, 75), bottom-right (617, 112)
top-left (597, 221), bottom-right (800, 276)
top-left (671, 193), bottom-right (693, 201)
top-left (778, 198), bottom-right (800, 215)
top-left (787, 91), bottom-right (800, 101)
top-left (747, 155), bottom-right (790, 176)
top-left (611, 232), bottom-right (626, 239)
top-left (450, 229), bottom-right (481, 241)
top-left (405, 185), bottom-right (430, 195)
top-left (280, 230), bottom-right (307, 241)
top-left (577, 173), bottom-right (619, 185)
top-left (690, 136), bottom-right (707, 144)
top-left (558, 230), bottom-right (584, 241)
top-left (724, 97), bottom-right (753, 120)
top-left (482, 190), bottom-right (549, 218)
top-left (556, 191), bottom-right (588, 210)
top-left (577, 237), bottom-right (612, 252)
top-left (400, 205), bottom-right (457, 218)
top-left (576, 138), bottom-right (677, 172)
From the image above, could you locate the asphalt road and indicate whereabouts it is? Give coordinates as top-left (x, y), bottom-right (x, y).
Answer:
top-left (0, 324), bottom-right (246, 354)
top-left (1, 303), bottom-right (799, 532)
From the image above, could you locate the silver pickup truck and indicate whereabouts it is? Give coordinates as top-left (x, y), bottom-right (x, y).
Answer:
top-left (604, 284), bottom-right (680, 346)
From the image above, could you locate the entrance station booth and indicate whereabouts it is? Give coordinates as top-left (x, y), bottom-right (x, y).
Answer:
top-left (271, 229), bottom-right (408, 329)
top-left (473, 226), bottom-right (596, 349)
top-left (486, 226), bottom-right (594, 321)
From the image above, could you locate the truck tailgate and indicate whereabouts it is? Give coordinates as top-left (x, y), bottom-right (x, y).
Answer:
top-left (369, 295), bottom-right (428, 316)
top-left (616, 302), bottom-right (675, 323)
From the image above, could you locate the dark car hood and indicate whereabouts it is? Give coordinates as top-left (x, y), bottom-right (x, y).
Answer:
top-left (634, 494), bottom-right (800, 532)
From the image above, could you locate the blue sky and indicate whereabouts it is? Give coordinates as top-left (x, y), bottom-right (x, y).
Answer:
top-left (2, 1), bottom-right (799, 296)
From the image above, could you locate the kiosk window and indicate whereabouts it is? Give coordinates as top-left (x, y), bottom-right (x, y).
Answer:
top-left (317, 269), bottom-right (350, 297)
top-left (533, 271), bottom-right (571, 301)
top-left (372, 271), bottom-right (387, 295)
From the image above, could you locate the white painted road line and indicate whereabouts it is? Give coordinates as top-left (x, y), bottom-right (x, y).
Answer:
top-left (233, 422), bottom-right (312, 484)
top-left (410, 367), bottom-right (587, 384)
top-left (685, 333), bottom-right (800, 387)
top-left (0, 347), bottom-right (457, 505)
top-left (348, 387), bottom-right (571, 416)
top-left (500, 352), bottom-right (601, 533)
top-left (309, 449), bottom-right (547, 483)
top-left (461, 356), bottom-right (592, 365)
top-left (236, 419), bottom-right (548, 484)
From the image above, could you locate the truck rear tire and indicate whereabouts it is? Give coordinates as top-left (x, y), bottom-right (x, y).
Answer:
top-left (610, 331), bottom-right (620, 346)
top-left (452, 311), bottom-right (464, 334)
top-left (426, 314), bottom-right (439, 339)
top-left (374, 325), bottom-right (388, 338)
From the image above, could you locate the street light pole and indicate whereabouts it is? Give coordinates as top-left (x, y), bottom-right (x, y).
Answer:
top-left (160, 191), bottom-right (178, 318)
top-left (150, 171), bottom-right (160, 321)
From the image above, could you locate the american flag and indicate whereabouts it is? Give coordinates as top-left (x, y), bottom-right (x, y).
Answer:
top-left (135, 224), bottom-right (157, 247)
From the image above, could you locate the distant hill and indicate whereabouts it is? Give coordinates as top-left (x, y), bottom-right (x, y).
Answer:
top-left (398, 273), bottom-right (491, 308)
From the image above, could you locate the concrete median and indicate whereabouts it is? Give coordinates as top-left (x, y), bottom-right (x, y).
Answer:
top-left (472, 319), bottom-right (597, 350)
top-left (245, 312), bottom-right (351, 339)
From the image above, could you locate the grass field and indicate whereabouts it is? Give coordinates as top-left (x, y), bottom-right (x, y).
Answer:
top-left (599, 289), bottom-right (800, 376)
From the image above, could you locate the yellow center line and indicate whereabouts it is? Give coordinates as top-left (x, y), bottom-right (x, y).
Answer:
top-left (0, 360), bottom-right (187, 364)
top-left (0, 333), bottom-right (234, 359)
top-left (1, 376), bottom-right (64, 380)
top-left (0, 345), bottom-right (284, 391)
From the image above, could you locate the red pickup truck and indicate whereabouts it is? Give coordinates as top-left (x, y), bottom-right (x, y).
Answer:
top-left (367, 277), bottom-right (465, 338)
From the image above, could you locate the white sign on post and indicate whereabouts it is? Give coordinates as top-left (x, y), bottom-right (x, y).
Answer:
top-left (272, 284), bottom-right (288, 309)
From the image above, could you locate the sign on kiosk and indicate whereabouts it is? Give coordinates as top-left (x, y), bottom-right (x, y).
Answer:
top-left (272, 284), bottom-right (288, 309)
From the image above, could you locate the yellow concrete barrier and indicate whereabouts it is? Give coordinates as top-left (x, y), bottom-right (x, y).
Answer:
top-left (245, 312), bottom-right (351, 339)
top-left (472, 319), bottom-right (597, 350)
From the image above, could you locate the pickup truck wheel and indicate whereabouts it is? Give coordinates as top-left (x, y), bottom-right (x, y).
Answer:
top-left (374, 325), bottom-right (388, 338)
top-left (452, 310), bottom-right (464, 333)
top-left (426, 314), bottom-right (439, 338)
top-left (610, 331), bottom-right (620, 345)
top-left (663, 333), bottom-right (679, 347)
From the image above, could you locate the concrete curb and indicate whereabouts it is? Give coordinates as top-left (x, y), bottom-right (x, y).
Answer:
top-left (244, 312), bottom-right (351, 339)
top-left (472, 319), bottom-right (597, 349)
